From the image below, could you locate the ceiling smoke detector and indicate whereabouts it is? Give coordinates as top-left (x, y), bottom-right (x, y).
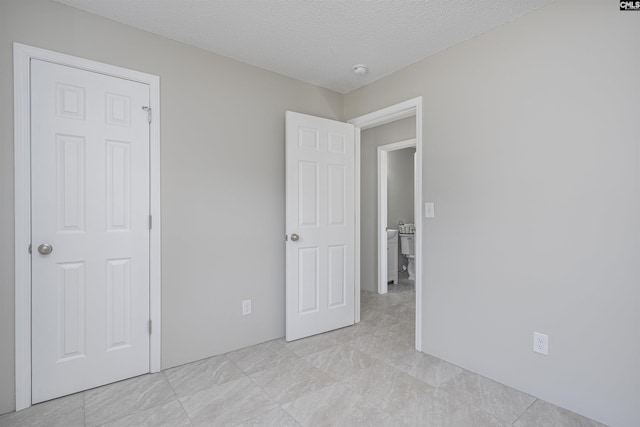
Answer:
top-left (352, 64), bottom-right (368, 76)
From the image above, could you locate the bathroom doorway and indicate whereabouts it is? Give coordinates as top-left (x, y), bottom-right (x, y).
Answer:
top-left (377, 139), bottom-right (416, 295)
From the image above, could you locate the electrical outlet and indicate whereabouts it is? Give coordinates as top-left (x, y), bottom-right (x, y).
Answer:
top-left (242, 299), bottom-right (252, 316)
top-left (533, 332), bottom-right (549, 355)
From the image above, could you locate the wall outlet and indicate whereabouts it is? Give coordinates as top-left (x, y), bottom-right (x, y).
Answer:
top-left (242, 299), bottom-right (252, 316)
top-left (533, 331), bottom-right (549, 355)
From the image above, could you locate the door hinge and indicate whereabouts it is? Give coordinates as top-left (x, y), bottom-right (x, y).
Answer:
top-left (142, 106), bottom-right (152, 123)
top-left (28, 244), bottom-right (32, 254)
top-left (148, 320), bottom-right (152, 334)
top-left (285, 234), bottom-right (288, 241)
top-left (149, 215), bottom-right (152, 230)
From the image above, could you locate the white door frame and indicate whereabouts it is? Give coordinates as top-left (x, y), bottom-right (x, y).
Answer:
top-left (377, 139), bottom-right (416, 295)
top-left (348, 97), bottom-right (423, 351)
top-left (13, 43), bottom-right (162, 411)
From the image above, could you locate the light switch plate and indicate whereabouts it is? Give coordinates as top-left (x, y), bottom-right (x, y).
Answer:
top-left (425, 202), bottom-right (435, 218)
top-left (242, 299), bottom-right (252, 316)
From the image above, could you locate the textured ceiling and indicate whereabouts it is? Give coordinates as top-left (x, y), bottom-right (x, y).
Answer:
top-left (53, 0), bottom-right (554, 94)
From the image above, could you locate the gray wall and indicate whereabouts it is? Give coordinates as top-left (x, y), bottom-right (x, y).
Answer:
top-left (388, 147), bottom-right (416, 278)
top-left (0, 0), bottom-right (342, 414)
top-left (360, 118), bottom-right (416, 292)
top-left (345, 1), bottom-right (640, 425)
top-left (387, 147), bottom-right (416, 228)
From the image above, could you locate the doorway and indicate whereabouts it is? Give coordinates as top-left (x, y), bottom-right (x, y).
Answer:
top-left (283, 98), bottom-right (422, 349)
top-left (349, 97), bottom-right (423, 351)
top-left (377, 139), bottom-right (417, 295)
top-left (13, 43), bottom-right (162, 410)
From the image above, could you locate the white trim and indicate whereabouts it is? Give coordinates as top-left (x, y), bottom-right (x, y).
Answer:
top-left (13, 43), bottom-right (162, 411)
top-left (13, 42), bottom-right (32, 413)
top-left (354, 130), bottom-right (361, 323)
top-left (415, 100), bottom-right (424, 352)
top-left (377, 139), bottom-right (416, 295)
top-left (349, 99), bottom-right (418, 130)
top-left (348, 97), bottom-right (423, 352)
top-left (148, 61), bottom-right (162, 375)
top-left (378, 149), bottom-right (388, 295)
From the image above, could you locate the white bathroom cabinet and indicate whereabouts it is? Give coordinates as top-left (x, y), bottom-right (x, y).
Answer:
top-left (387, 235), bottom-right (398, 284)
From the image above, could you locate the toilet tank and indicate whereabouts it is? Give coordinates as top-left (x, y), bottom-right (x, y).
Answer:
top-left (399, 234), bottom-right (415, 255)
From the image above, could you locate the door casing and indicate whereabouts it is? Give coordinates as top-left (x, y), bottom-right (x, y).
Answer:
top-left (348, 97), bottom-right (423, 351)
top-left (13, 43), bottom-right (162, 411)
top-left (378, 139), bottom-right (417, 295)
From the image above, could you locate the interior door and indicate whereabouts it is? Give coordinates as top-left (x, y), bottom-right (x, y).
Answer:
top-left (285, 111), bottom-right (355, 341)
top-left (31, 59), bottom-right (151, 403)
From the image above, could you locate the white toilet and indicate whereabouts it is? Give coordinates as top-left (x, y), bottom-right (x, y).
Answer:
top-left (399, 231), bottom-right (416, 281)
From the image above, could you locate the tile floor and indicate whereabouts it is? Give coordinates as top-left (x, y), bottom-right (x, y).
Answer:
top-left (0, 283), bottom-right (606, 427)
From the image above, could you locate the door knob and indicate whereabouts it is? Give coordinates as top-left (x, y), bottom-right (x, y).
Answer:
top-left (37, 243), bottom-right (53, 255)
top-left (290, 234), bottom-right (300, 242)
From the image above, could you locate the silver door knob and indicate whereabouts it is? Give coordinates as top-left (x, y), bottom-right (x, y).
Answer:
top-left (37, 243), bottom-right (53, 255)
top-left (291, 234), bottom-right (300, 242)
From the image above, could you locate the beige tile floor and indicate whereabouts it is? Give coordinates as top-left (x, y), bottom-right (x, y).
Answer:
top-left (0, 283), bottom-right (606, 427)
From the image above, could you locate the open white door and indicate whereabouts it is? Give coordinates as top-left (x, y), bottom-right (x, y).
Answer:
top-left (285, 112), bottom-right (355, 341)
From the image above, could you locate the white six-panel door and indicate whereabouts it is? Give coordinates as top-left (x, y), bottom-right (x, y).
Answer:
top-left (285, 112), bottom-right (355, 341)
top-left (31, 59), bottom-right (151, 403)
